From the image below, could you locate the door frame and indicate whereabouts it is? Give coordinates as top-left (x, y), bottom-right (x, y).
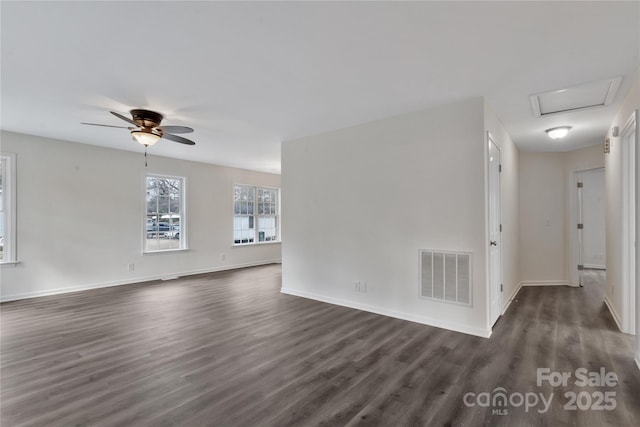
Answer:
top-left (569, 167), bottom-right (606, 288)
top-left (634, 108), bottom-right (640, 367)
top-left (486, 132), bottom-right (503, 328)
top-left (621, 110), bottom-right (637, 335)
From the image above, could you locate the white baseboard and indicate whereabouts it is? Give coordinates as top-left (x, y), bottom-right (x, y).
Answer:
top-left (520, 280), bottom-right (569, 287)
top-left (0, 259), bottom-right (282, 302)
top-left (603, 296), bottom-right (623, 333)
top-left (502, 282), bottom-right (523, 315)
top-left (280, 287), bottom-right (492, 339)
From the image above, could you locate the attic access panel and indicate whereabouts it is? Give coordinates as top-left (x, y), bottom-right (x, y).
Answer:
top-left (530, 77), bottom-right (621, 117)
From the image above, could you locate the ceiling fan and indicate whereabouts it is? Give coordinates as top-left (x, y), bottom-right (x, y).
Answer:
top-left (82, 109), bottom-right (196, 147)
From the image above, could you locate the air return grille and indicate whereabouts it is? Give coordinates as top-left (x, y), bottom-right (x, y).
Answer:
top-left (420, 250), bottom-right (472, 306)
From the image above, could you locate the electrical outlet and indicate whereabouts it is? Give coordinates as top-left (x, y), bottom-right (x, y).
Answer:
top-left (354, 281), bottom-right (360, 292)
top-left (127, 263), bottom-right (135, 272)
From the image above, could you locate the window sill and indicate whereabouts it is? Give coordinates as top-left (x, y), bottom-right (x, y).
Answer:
top-left (0, 261), bottom-right (20, 267)
top-left (143, 248), bottom-right (190, 255)
top-left (232, 241), bottom-right (281, 247)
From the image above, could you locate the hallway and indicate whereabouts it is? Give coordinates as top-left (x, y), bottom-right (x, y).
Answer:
top-left (485, 269), bottom-right (639, 425)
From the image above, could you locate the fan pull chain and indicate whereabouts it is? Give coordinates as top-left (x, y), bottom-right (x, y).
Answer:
top-left (144, 145), bottom-right (148, 167)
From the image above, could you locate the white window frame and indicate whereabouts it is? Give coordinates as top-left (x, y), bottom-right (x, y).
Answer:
top-left (233, 184), bottom-right (280, 246)
top-left (0, 153), bottom-right (17, 264)
top-left (143, 173), bottom-right (188, 254)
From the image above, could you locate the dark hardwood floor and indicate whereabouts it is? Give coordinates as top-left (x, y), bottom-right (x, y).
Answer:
top-left (1, 266), bottom-right (638, 426)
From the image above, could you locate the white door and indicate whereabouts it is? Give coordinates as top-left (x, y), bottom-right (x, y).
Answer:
top-left (575, 168), bottom-right (607, 287)
top-left (580, 169), bottom-right (606, 270)
top-left (488, 134), bottom-right (503, 326)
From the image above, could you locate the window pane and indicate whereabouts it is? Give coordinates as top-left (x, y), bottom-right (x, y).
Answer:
top-left (0, 156), bottom-right (13, 262)
top-left (0, 159), bottom-right (3, 212)
top-left (146, 195), bottom-right (156, 214)
top-left (234, 185), bottom-right (251, 244)
top-left (164, 196), bottom-right (173, 213)
top-left (169, 197), bottom-right (180, 214)
top-left (233, 185), bottom-right (278, 245)
top-left (146, 176), bottom-right (184, 252)
top-left (0, 211), bottom-right (4, 261)
top-left (158, 180), bottom-right (171, 196)
top-left (147, 177), bottom-right (157, 192)
top-left (258, 215), bottom-right (277, 242)
top-left (168, 179), bottom-right (181, 195)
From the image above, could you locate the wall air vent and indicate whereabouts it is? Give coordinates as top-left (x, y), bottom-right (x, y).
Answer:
top-left (530, 77), bottom-right (622, 117)
top-left (420, 249), bottom-right (472, 306)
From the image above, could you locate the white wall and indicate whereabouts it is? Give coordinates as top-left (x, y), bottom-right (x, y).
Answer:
top-left (484, 101), bottom-right (520, 312)
top-left (580, 168), bottom-right (606, 268)
top-left (518, 145), bottom-right (604, 286)
top-left (519, 152), bottom-right (567, 284)
top-left (0, 131), bottom-right (281, 301)
top-left (282, 98), bottom-right (499, 338)
top-left (604, 70), bottom-right (639, 341)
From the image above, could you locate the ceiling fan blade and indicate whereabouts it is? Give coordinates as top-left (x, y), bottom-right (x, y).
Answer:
top-left (110, 111), bottom-right (138, 126)
top-left (81, 122), bottom-right (133, 129)
top-left (163, 133), bottom-right (196, 145)
top-left (159, 125), bottom-right (194, 134)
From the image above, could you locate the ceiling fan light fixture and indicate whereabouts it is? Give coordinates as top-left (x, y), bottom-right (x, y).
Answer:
top-left (545, 126), bottom-right (572, 140)
top-left (83, 109), bottom-right (195, 146)
top-left (131, 129), bottom-right (161, 146)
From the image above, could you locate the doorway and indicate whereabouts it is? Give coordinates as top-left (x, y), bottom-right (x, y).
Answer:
top-left (575, 168), bottom-right (606, 288)
top-left (487, 132), bottom-right (503, 327)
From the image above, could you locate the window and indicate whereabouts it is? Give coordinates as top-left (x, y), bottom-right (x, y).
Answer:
top-left (145, 174), bottom-right (186, 252)
top-left (0, 153), bottom-right (17, 263)
top-left (234, 185), bottom-right (279, 245)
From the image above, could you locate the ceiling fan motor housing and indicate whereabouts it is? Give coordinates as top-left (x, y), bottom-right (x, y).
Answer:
top-left (131, 109), bottom-right (164, 129)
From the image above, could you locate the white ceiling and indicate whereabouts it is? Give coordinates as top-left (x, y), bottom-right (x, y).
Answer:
top-left (1, 1), bottom-right (638, 173)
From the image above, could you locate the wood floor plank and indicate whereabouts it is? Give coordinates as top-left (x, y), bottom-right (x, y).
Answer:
top-left (1, 266), bottom-right (638, 426)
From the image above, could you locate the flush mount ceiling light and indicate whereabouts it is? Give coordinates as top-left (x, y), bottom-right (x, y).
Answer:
top-left (546, 126), bottom-right (572, 139)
